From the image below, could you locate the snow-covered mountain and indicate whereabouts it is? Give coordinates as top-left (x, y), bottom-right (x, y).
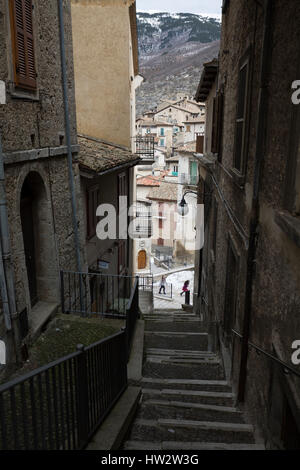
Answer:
top-left (137, 12), bottom-right (221, 56)
top-left (136, 12), bottom-right (221, 116)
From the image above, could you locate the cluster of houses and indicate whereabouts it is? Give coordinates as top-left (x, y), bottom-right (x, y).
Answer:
top-left (133, 94), bottom-right (206, 274)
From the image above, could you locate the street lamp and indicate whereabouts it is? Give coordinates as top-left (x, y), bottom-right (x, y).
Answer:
top-left (177, 190), bottom-right (197, 217)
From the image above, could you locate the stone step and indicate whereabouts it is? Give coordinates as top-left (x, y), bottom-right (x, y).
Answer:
top-left (142, 388), bottom-right (234, 407)
top-left (143, 360), bottom-right (225, 381)
top-left (145, 322), bottom-right (207, 333)
top-left (146, 355), bottom-right (220, 365)
top-left (124, 441), bottom-right (264, 451)
top-left (145, 333), bottom-right (208, 351)
top-left (138, 399), bottom-right (244, 423)
top-left (146, 348), bottom-right (213, 358)
top-left (129, 419), bottom-right (255, 444)
top-left (141, 378), bottom-right (231, 392)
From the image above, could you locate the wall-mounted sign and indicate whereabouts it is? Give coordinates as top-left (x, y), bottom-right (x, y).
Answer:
top-left (98, 260), bottom-right (110, 270)
top-left (0, 340), bottom-right (6, 365)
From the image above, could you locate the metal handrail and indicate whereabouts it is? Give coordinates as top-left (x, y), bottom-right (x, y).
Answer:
top-left (232, 329), bottom-right (300, 379)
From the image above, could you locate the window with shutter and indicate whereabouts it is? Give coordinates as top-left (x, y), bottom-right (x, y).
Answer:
top-left (233, 51), bottom-right (251, 174)
top-left (10, 0), bottom-right (37, 91)
top-left (211, 92), bottom-right (224, 158)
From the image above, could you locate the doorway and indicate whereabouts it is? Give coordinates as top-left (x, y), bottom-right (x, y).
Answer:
top-left (20, 172), bottom-right (58, 307)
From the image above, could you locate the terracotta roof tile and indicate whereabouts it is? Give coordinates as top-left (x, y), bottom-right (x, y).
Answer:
top-left (77, 135), bottom-right (139, 174)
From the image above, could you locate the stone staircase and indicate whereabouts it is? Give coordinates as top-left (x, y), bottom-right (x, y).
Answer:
top-left (123, 309), bottom-right (264, 451)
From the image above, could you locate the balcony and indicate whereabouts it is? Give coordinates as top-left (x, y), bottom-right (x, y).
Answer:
top-left (134, 136), bottom-right (155, 163)
top-left (133, 211), bottom-right (152, 239)
top-left (179, 173), bottom-right (198, 186)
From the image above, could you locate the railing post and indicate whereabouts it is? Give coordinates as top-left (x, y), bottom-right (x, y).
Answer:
top-left (185, 290), bottom-right (190, 305)
top-left (75, 344), bottom-right (89, 448)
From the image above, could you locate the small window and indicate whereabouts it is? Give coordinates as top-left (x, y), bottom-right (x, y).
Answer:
top-left (86, 186), bottom-right (100, 239)
top-left (160, 139), bottom-right (165, 147)
top-left (211, 91), bottom-right (224, 158)
top-left (160, 128), bottom-right (165, 136)
top-left (10, 0), bottom-right (37, 91)
top-left (186, 125), bottom-right (191, 133)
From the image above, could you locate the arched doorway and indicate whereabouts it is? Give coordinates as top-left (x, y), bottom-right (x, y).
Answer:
top-left (138, 250), bottom-right (147, 270)
top-left (20, 172), bottom-right (58, 307)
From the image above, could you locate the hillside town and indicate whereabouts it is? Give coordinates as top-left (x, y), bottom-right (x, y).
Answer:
top-left (0, 0), bottom-right (299, 454)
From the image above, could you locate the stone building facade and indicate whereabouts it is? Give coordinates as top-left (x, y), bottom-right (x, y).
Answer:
top-left (194, 0), bottom-right (300, 449)
top-left (0, 0), bottom-right (85, 369)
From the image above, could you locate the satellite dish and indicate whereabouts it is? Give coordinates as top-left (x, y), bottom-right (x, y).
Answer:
top-left (0, 340), bottom-right (6, 365)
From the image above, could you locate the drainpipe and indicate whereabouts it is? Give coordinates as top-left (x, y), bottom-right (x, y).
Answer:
top-left (238, 0), bottom-right (273, 402)
top-left (0, 133), bottom-right (21, 362)
top-left (58, 0), bottom-right (84, 312)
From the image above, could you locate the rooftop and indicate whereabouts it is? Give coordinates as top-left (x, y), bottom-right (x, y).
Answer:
top-left (78, 135), bottom-right (139, 175)
top-left (195, 58), bottom-right (219, 103)
top-left (175, 141), bottom-right (197, 154)
top-left (147, 181), bottom-right (178, 202)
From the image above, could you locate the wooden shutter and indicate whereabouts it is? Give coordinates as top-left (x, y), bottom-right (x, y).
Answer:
top-left (211, 92), bottom-right (224, 156)
top-left (10, 0), bottom-right (37, 90)
top-left (234, 59), bottom-right (250, 172)
top-left (196, 135), bottom-right (204, 154)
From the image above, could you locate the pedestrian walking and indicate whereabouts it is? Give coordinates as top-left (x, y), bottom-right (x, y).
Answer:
top-left (159, 275), bottom-right (166, 295)
top-left (180, 280), bottom-right (190, 296)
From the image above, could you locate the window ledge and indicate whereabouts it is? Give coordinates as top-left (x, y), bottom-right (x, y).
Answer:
top-left (275, 211), bottom-right (300, 249)
top-left (8, 83), bottom-right (39, 102)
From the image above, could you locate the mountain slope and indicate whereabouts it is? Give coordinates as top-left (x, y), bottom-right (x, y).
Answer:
top-left (136, 12), bottom-right (221, 115)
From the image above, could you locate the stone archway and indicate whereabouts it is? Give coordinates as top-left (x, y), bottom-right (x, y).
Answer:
top-left (138, 250), bottom-right (147, 270)
top-left (20, 172), bottom-right (58, 307)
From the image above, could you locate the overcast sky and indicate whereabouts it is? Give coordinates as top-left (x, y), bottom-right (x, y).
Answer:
top-left (136, 0), bottom-right (223, 17)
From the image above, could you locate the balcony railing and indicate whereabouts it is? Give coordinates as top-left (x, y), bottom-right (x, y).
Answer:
top-left (179, 173), bottom-right (198, 186)
top-left (134, 211), bottom-right (152, 238)
top-left (135, 136), bottom-right (155, 159)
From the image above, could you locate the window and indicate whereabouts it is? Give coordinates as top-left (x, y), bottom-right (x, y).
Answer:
top-left (186, 125), bottom-right (191, 133)
top-left (233, 51), bottom-right (251, 173)
top-left (158, 238), bottom-right (164, 246)
top-left (10, 0), bottom-right (37, 91)
top-left (160, 128), bottom-right (165, 136)
top-left (211, 91), bottom-right (224, 158)
top-left (222, 0), bottom-right (230, 14)
top-left (86, 186), bottom-right (100, 239)
top-left (160, 139), bottom-right (165, 147)
top-left (159, 212), bottom-right (163, 229)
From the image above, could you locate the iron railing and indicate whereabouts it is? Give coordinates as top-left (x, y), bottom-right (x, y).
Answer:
top-left (179, 173), bottom-right (198, 186)
top-left (60, 271), bottom-right (136, 319)
top-left (0, 331), bottom-right (127, 450)
top-left (232, 329), bottom-right (300, 379)
top-left (138, 274), bottom-right (153, 292)
top-left (134, 136), bottom-right (155, 159)
top-left (125, 277), bottom-right (139, 360)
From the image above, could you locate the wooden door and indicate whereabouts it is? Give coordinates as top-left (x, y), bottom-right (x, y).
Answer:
top-left (138, 250), bottom-right (147, 270)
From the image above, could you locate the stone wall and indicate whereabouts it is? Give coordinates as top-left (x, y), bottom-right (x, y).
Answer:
top-left (0, 0), bottom-right (86, 366)
top-left (197, 0), bottom-right (300, 448)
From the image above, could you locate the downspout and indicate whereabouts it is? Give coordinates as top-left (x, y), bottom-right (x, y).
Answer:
top-left (0, 134), bottom-right (21, 362)
top-left (238, 0), bottom-right (273, 402)
top-left (58, 0), bottom-right (84, 312)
